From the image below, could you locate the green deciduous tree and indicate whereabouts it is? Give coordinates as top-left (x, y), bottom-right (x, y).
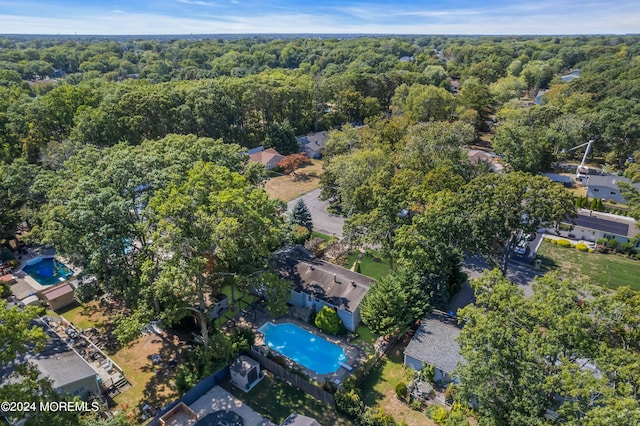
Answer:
top-left (458, 172), bottom-right (575, 273)
top-left (457, 270), bottom-right (640, 425)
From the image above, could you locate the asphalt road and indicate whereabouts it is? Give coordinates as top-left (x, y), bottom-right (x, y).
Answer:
top-left (287, 188), bottom-right (345, 238)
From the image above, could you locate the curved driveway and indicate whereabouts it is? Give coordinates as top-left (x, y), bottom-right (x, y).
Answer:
top-left (287, 188), bottom-right (345, 238)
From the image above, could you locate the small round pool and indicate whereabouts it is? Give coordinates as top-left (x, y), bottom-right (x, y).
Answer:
top-left (22, 257), bottom-right (74, 286)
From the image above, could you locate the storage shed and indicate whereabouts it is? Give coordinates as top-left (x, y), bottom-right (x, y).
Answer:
top-left (230, 356), bottom-right (262, 392)
top-left (41, 282), bottom-right (75, 311)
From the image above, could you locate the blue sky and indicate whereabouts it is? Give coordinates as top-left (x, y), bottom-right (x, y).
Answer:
top-left (1, 0), bottom-right (638, 35)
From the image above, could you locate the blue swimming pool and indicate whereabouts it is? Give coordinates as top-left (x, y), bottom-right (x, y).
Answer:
top-left (258, 322), bottom-right (347, 374)
top-left (22, 257), bottom-right (74, 286)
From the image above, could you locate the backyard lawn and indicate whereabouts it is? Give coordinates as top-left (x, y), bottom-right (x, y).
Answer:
top-left (221, 372), bottom-right (351, 425)
top-left (265, 160), bottom-right (323, 202)
top-left (346, 249), bottom-right (392, 281)
top-left (57, 301), bottom-right (183, 421)
top-left (360, 342), bottom-right (437, 426)
top-left (537, 241), bottom-right (640, 291)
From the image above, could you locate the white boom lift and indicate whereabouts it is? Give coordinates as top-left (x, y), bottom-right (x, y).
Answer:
top-left (564, 139), bottom-right (594, 180)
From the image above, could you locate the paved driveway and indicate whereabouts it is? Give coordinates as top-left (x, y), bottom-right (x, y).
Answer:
top-left (447, 255), bottom-right (544, 314)
top-left (287, 188), bottom-right (345, 238)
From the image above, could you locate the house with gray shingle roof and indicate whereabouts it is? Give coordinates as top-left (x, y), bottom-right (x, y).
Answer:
top-left (273, 245), bottom-right (373, 331)
top-left (404, 311), bottom-right (465, 383)
top-left (296, 131), bottom-right (328, 159)
top-left (586, 174), bottom-right (640, 205)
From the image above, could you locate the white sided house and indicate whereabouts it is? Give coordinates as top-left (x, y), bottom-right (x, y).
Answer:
top-left (555, 209), bottom-right (639, 244)
top-left (404, 311), bottom-right (466, 384)
top-left (586, 174), bottom-right (640, 205)
top-left (273, 245), bottom-right (373, 332)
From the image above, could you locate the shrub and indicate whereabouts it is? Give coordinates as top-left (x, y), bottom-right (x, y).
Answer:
top-left (354, 261), bottom-right (361, 273)
top-left (420, 363), bottom-right (435, 382)
top-left (290, 224), bottom-right (311, 245)
top-left (425, 405), bottom-right (449, 423)
top-left (544, 237), bottom-right (552, 242)
top-left (315, 306), bottom-right (345, 335)
top-left (410, 399), bottom-right (422, 411)
top-left (557, 239), bottom-right (571, 248)
top-left (607, 239), bottom-right (619, 250)
top-left (576, 243), bottom-right (588, 252)
top-left (550, 239), bottom-right (558, 244)
top-left (362, 407), bottom-right (397, 426)
top-left (304, 237), bottom-right (327, 257)
top-left (621, 242), bottom-right (634, 253)
top-left (395, 382), bottom-right (408, 400)
top-left (588, 249), bottom-right (595, 253)
top-left (445, 383), bottom-right (456, 404)
top-left (335, 388), bottom-right (365, 420)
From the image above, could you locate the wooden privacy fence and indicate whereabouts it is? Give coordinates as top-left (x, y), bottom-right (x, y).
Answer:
top-left (248, 348), bottom-right (336, 407)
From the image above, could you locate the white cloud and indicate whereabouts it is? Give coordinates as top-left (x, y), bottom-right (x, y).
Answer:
top-left (0, 6), bottom-right (638, 35)
top-left (177, 0), bottom-right (218, 7)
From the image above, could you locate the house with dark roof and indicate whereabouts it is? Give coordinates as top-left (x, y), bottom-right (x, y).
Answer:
top-left (404, 311), bottom-right (465, 383)
top-left (1, 319), bottom-right (100, 400)
top-left (586, 174), bottom-right (640, 204)
top-left (555, 209), bottom-right (639, 244)
top-left (249, 148), bottom-right (285, 170)
top-left (542, 173), bottom-right (573, 188)
top-left (296, 131), bottom-right (328, 159)
top-left (273, 245), bottom-right (374, 331)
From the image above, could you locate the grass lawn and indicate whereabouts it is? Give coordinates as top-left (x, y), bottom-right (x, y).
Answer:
top-left (216, 284), bottom-right (258, 324)
top-left (310, 230), bottom-right (332, 242)
top-left (537, 241), bottom-right (640, 291)
top-left (221, 372), bottom-right (351, 425)
top-left (56, 301), bottom-right (182, 421)
top-left (353, 325), bottom-right (377, 355)
top-left (360, 342), bottom-right (437, 426)
top-left (265, 160), bottom-right (323, 202)
top-left (345, 249), bottom-right (392, 281)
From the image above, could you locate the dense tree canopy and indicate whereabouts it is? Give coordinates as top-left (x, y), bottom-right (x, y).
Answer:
top-left (458, 270), bottom-right (640, 425)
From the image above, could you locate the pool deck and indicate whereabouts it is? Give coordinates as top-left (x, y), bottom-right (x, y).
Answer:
top-left (227, 306), bottom-right (366, 386)
top-left (10, 248), bottom-right (80, 299)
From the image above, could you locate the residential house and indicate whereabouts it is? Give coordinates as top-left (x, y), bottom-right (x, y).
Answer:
top-left (555, 210), bottom-right (639, 244)
top-left (534, 90), bottom-right (549, 105)
top-left (560, 69), bottom-right (581, 83)
top-left (586, 174), bottom-right (640, 204)
top-left (281, 413), bottom-right (321, 426)
top-left (1, 319), bottom-right (101, 400)
top-left (273, 245), bottom-right (374, 331)
top-left (404, 311), bottom-right (465, 383)
top-left (296, 131), bottom-right (328, 159)
top-left (542, 173), bottom-right (573, 188)
top-left (468, 149), bottom-right (502, 173)
top-left (249, 148), bottom-right (286, 170)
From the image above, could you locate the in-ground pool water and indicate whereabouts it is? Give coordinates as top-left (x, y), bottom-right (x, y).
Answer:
top-left (258, 322), bottom-right (347, 374)
top-left (22, 257), bottom-right (74, 286)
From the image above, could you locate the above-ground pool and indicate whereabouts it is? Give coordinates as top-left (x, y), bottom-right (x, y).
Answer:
top-left (258, 322), bottom-right (347, 374)
top-left (22, 257), bottom-right (74, 286)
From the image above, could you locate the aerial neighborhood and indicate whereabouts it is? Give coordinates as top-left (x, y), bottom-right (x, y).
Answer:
top-left (1, 27), bottom-right (640, 426)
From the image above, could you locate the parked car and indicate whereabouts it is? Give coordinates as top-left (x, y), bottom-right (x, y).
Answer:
top-left (514, 241), bottom-right (528, 255)
top-left (526, 232), bottom-right (537, 241)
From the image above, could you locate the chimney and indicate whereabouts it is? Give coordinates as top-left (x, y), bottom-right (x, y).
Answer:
top-left (351, 280), bottom-right (356, 287)
top-left (309, 265), bottom-right (314, 271)
top-left (333, 274), bottom-right (337, 282)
